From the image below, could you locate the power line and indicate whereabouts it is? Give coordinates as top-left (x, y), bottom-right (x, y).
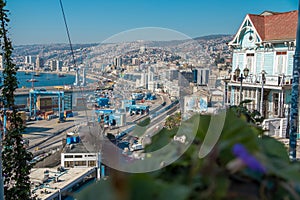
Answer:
top-left (59, 0), bottom-right (76, 68)
top-left (58, 0), bottom-right (93, 138)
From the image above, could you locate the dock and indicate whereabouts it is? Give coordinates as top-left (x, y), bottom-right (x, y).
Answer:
top-left (15, 85), bottom-right (95, 95)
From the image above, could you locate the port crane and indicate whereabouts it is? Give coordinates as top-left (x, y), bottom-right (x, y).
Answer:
top-left (29, 89), bottom-right (65, 122)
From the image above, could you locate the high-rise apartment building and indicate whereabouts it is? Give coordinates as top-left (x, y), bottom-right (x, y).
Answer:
top-left (25, 55), bottom-right (36, 65)
top-left (50, 60), bottom-right (57, 71)
top-left (36, 56), bottom-right (44, 69)
top-left (50, 60), bottom-right (63, 71)
top-left (56, 60), bottom-right (63, 72)
top-left (194, 68), bottom-right (210, 86)
top-left (113, 57), bottom-right (122, 68)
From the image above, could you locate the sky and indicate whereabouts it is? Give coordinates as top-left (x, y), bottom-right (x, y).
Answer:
top-left (6, 0), bottom-right (298, 45)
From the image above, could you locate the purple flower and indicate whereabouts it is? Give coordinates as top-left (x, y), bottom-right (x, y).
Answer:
top-left (232, 143), bottom-right (266, 173)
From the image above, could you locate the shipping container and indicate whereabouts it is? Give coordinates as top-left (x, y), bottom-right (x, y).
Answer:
top-left (64, 110), bottom-right (73, 118)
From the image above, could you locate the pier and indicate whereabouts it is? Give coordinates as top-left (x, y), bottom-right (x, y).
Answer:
top-left (13, 86), bottom-right (96, 109)
top-left (15, 85), bottom-right (96, 95)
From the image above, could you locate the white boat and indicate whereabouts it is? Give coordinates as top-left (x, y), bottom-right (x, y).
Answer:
top-left (26, 78), bottom-right (38, 82)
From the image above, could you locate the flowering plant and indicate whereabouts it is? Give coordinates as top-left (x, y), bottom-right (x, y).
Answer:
top-left (77, 109), bottom-right (300, 200)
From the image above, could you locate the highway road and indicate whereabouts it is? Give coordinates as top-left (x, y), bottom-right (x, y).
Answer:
top-left (114, 97), bottom-right (179, 142)
top-left (130, 101), bottom-right (180, 140)
top-left (23, 83), bottom-right (175, 160)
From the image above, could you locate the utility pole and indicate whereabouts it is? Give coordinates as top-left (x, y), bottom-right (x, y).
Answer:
top-left (289, 0), bottom-right (300, 161)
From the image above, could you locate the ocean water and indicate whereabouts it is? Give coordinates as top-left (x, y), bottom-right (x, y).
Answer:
top-left (0, 71), bottom-right (93, 88)
top-left (15, 71), bottom-right (75, 88)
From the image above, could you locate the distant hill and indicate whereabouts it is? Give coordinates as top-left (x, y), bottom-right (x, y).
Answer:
top-left (194, 34), bottom-right (233, 41)
top-left (12, 34), bottom-right (232, 67)
top-left (13, 43), bottom-right (99, 57)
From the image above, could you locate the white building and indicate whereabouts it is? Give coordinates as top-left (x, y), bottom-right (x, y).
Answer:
top-left (25, 55), bottom-right (36, 65)
top-left (140, 72), bottom-right (148, 88)
top-left (164, 80), bottom-right (180, 97)
top-left (227, 10), bottom-right (297, 137)
top-left (56, 60), bottom-right (63, 72)
top-left (61, 141), bottom-right (100, 169)
top-left (35, 55), bottom-right (44, 69)
top-left (50, 60), bottom-right (57, 71)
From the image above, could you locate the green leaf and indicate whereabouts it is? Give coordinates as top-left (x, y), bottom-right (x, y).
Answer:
top-left (75, 179), bottom-right (117, 200)
top-left (128, 174), bottom-right (190, 200)
top-left (259, 136), bottom-right (289, 161)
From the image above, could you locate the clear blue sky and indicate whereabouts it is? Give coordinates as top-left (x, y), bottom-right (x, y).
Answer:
top-left (6, 0), bottom-right (298, 45)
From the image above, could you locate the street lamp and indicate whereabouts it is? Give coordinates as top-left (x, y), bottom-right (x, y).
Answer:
top-left (234, 66), bottom-right (249, 104)
top-left (260, 70), bottom-right (267, 116)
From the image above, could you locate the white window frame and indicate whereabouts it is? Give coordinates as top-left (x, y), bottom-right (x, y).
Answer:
top-left (274, 52), bottom-right (287, 75)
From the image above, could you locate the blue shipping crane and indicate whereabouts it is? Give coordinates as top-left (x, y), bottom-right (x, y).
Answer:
top-left (29, 89), bottom-right (65, 121)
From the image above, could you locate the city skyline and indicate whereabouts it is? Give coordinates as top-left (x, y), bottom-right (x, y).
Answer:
top-left (7, 0), bottom-right (298, 45)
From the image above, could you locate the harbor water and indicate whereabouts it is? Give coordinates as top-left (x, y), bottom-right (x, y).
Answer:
top-left (0, 71), bottom-right (95, 88)
top-left (9, 71), bottom-right (95, 107)
top-left (13, 71), bottom-right (78, 88)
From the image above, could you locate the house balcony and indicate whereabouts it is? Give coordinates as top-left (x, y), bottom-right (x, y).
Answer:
top-left (227, 74), bottom-right (292, 90)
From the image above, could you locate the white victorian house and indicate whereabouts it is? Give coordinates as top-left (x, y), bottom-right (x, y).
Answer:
top-left (227, 10), bottom-right (297, 138)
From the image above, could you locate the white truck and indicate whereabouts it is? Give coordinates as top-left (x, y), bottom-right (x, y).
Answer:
top-left (130, 143), bottom-right (143, 151)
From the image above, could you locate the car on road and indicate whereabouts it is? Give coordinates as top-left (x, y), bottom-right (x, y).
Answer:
top-left (130, 143), bottom-right (143, 151)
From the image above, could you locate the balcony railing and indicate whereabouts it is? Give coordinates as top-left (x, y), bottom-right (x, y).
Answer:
top-left (262, 117), bottom-right (288, 138)
top-left (228, 74), bottom-right (292, 86)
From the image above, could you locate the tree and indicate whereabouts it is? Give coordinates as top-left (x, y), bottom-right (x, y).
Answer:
top-left (164, 112), bottom-right (181, 130)
top-left (0, 1), bottom-right (33, 199)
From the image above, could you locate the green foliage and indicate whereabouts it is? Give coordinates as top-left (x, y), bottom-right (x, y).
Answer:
top-left (0, 1), bottom-right (33, 199)
top-left (144, 127), bottom-right (178, 152)
top-left (76, 172), bottom-right (190, 200)
top-left (164, 112), bottom-right (181, 130)
top-left (230, 100), bottom-right (264, 125)
top-left (137, 117), bottom-right (151, 127)
top-left (76, 110), bottom-right (300, 200)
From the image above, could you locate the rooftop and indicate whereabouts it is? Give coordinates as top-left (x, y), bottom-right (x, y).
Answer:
top-left (30, 167), bottom-right (95, 200)
top-left (62, 124), bottom-right (105, 154)
top-left (248, 10), bottom-right (298, 41)
top-left (63, 141), bottom-right (91, 154)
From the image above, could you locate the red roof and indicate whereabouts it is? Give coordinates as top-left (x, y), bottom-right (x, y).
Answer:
top-left (248, 10), bottom-right (297, 41)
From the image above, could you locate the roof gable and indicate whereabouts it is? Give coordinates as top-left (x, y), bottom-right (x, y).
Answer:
top-left (248, 14), bottom-right (265, 40)
top-left (230, 10), bottom-right (298, 47)
top-left (229, 15), bottom-right (262, 47)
